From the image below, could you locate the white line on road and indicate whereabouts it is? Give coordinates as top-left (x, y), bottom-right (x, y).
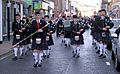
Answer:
top-left (0, 53), bottom-right (13, 61)
top-left (64, 59), bottom-right (72, 74)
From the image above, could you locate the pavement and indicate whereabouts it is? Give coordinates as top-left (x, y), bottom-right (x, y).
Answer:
top-left (0, 40), bottom-right (12, 57)
top-left (0, 30), bottom-right (120, 74)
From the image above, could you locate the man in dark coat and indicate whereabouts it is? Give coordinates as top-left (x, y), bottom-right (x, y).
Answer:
top-left (43, 15), bottom-right (55, 58)
top-left (71, 15), bottom-right (85, 58)
top-left (95, 9), bottom-right (114, 58)
top-left (30, 12), bottom-right (48, 67)
top-left (12, 14), bottom-right (25, 60)
top-left (56, 16), bottom-right (64, 37)
top-left (22, 16), bottom-right (32, 55)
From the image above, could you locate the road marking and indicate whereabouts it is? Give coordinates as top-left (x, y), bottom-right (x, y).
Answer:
top-left (0, 53), bottom-right (13, 61)
top-left (64, 59), bottom-right (72, 74)
top-left (106, 62), bottom-right (111, 66)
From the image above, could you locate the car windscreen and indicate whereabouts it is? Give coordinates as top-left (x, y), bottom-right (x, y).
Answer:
top-left (112, 20), bottom-right (120, 28)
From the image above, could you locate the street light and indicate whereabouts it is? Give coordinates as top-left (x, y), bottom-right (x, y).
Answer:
top-left (0, 0), bottom-right (3, 43)
top-left (14, 2), bottom-right (17, 21)
top-left (7, 0), bottom-right (11, 41)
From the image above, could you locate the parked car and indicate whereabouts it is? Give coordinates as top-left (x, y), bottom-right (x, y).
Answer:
top-left (110, 19), bottom-right (120, 71)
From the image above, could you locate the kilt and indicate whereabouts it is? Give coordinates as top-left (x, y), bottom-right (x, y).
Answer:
top-left (90, 29), bottom-right (95, 37)
top-left (71, 35), bottom-right (84, 45)
top-left (12, 35), bottom-right (24, 46)
top-left (64, 31), bottom-right (71, 38)
top-left (22, 35), bottom-right (31, 45)
top-left (46, 35), bottom-right (54, 46)
top-left (31, 39), bottom-right (44, 50)
top-left (95, 33), bottom-right (111, 44)
top-left (42, 40), bottom-right (48, 50)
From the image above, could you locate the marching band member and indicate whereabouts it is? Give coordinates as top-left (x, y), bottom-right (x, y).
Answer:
top-left (30, 12), bottom-right (48, 67)
top-left (12, 14), bottom-right (24, 60)
top-left (26, 16), bottom-right (33, 50)
top-left (22, 16), bottom-right (32, 55)
top-left (71, 15), bottom-right (85, 58)
top-left (63, 16), bottom-right (72, 47)
top-left (95, 9), bottom-right (114, 58)
top-left (44, 15), bottom-right (55, 58)
top-left (56, 16), bottom-right (64, 37)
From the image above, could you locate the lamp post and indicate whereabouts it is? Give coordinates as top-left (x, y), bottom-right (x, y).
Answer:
top-left (14, 2), bottom-right (17, 21)
top-left (7, 0), bottom-right (11, 41)
top-left (0, 0), bottom-right (3, 43)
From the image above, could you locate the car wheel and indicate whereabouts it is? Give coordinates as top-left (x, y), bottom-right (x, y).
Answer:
top-left (115, 55), bottom-right (119, 71)
top-left (115, 48), bottom-right (120, 71)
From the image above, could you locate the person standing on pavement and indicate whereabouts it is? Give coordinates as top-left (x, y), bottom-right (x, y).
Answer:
top-left (12, 14), bottom-right (25, 60)
top-left (71, 15), bottom-right (85, 58)
top-left (30, 12), bottom-right (48, 67)
top-left (95, 9), bottom-right (114, 58)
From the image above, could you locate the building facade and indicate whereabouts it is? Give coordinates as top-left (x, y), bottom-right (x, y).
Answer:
top-left (0, 0), bottom-right (32, 43)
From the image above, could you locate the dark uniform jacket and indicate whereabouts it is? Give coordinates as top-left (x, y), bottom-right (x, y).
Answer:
top-left (30, 20), bottom-right (48, 50)
top-left (94, 16), bottom-right (114, 40)
top-left (46, 21), bottom-right (55, 46)
top-left (56, 19), bottom-right (64, 36)
top-left (12, 20), bottom-right (24, 45)
top-left (71, 21), bottom-right (85, 45)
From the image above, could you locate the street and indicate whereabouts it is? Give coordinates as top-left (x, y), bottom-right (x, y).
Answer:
top-left (0, 30), bottom-right (120, 74)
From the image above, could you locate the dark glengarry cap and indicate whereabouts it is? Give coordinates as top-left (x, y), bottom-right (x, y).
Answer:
top-left (73, 15), bottom-right (78, 18)
top-left (15, 14), bottom-right (20, 17)
top-left (99, 9), bottom-right (106, 13)
top-left (44, 15), bottom-right (49, 18)
top-left (35, 11), bottom-right (40, 15)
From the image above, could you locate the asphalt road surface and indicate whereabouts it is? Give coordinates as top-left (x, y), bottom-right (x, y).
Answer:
top-left (0, 31), bottom-right (120, 74)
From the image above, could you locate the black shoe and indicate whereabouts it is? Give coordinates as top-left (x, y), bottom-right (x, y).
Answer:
top-left (21, 53), bottom-right (24, 56)
top-left (33, 64), bottom-right (37, 67)
top-left (77, 55), bottom-right (80, 58)
top-left (95, 47), bottom-right (98, 50)
top-left (65, 44), bottom-right (67, 47)
top-left (72, 51), bottom-right (74, 54)
top-left (19, 56), bottom-right (23, 59)
top-left (102, 55), bottom-right (106, 58)
top-left (68, 44), bottom-right (70, 47)
top-left (96, 50), bottom-right (100, 54)
top-left (12, 57), bottom-right (18, 61)
top-left (63, 40), bottom-right (65, 43)
top-left (25, 53), bottom-right (27, 55)
top-left (38, 63), bottom-right (42, 67)
top-left (73, 54), bottom-right (76, 58)
top-left (92, 42), bottom-right (95, 45)
top-left (47, 55), bottom-right (50, 58)
top-left (49, 48), bottom-right (51, 50)
top-left (99, 54), bottom-right (103, 57)
top-left (43, 55), bottom-right (47, 59)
